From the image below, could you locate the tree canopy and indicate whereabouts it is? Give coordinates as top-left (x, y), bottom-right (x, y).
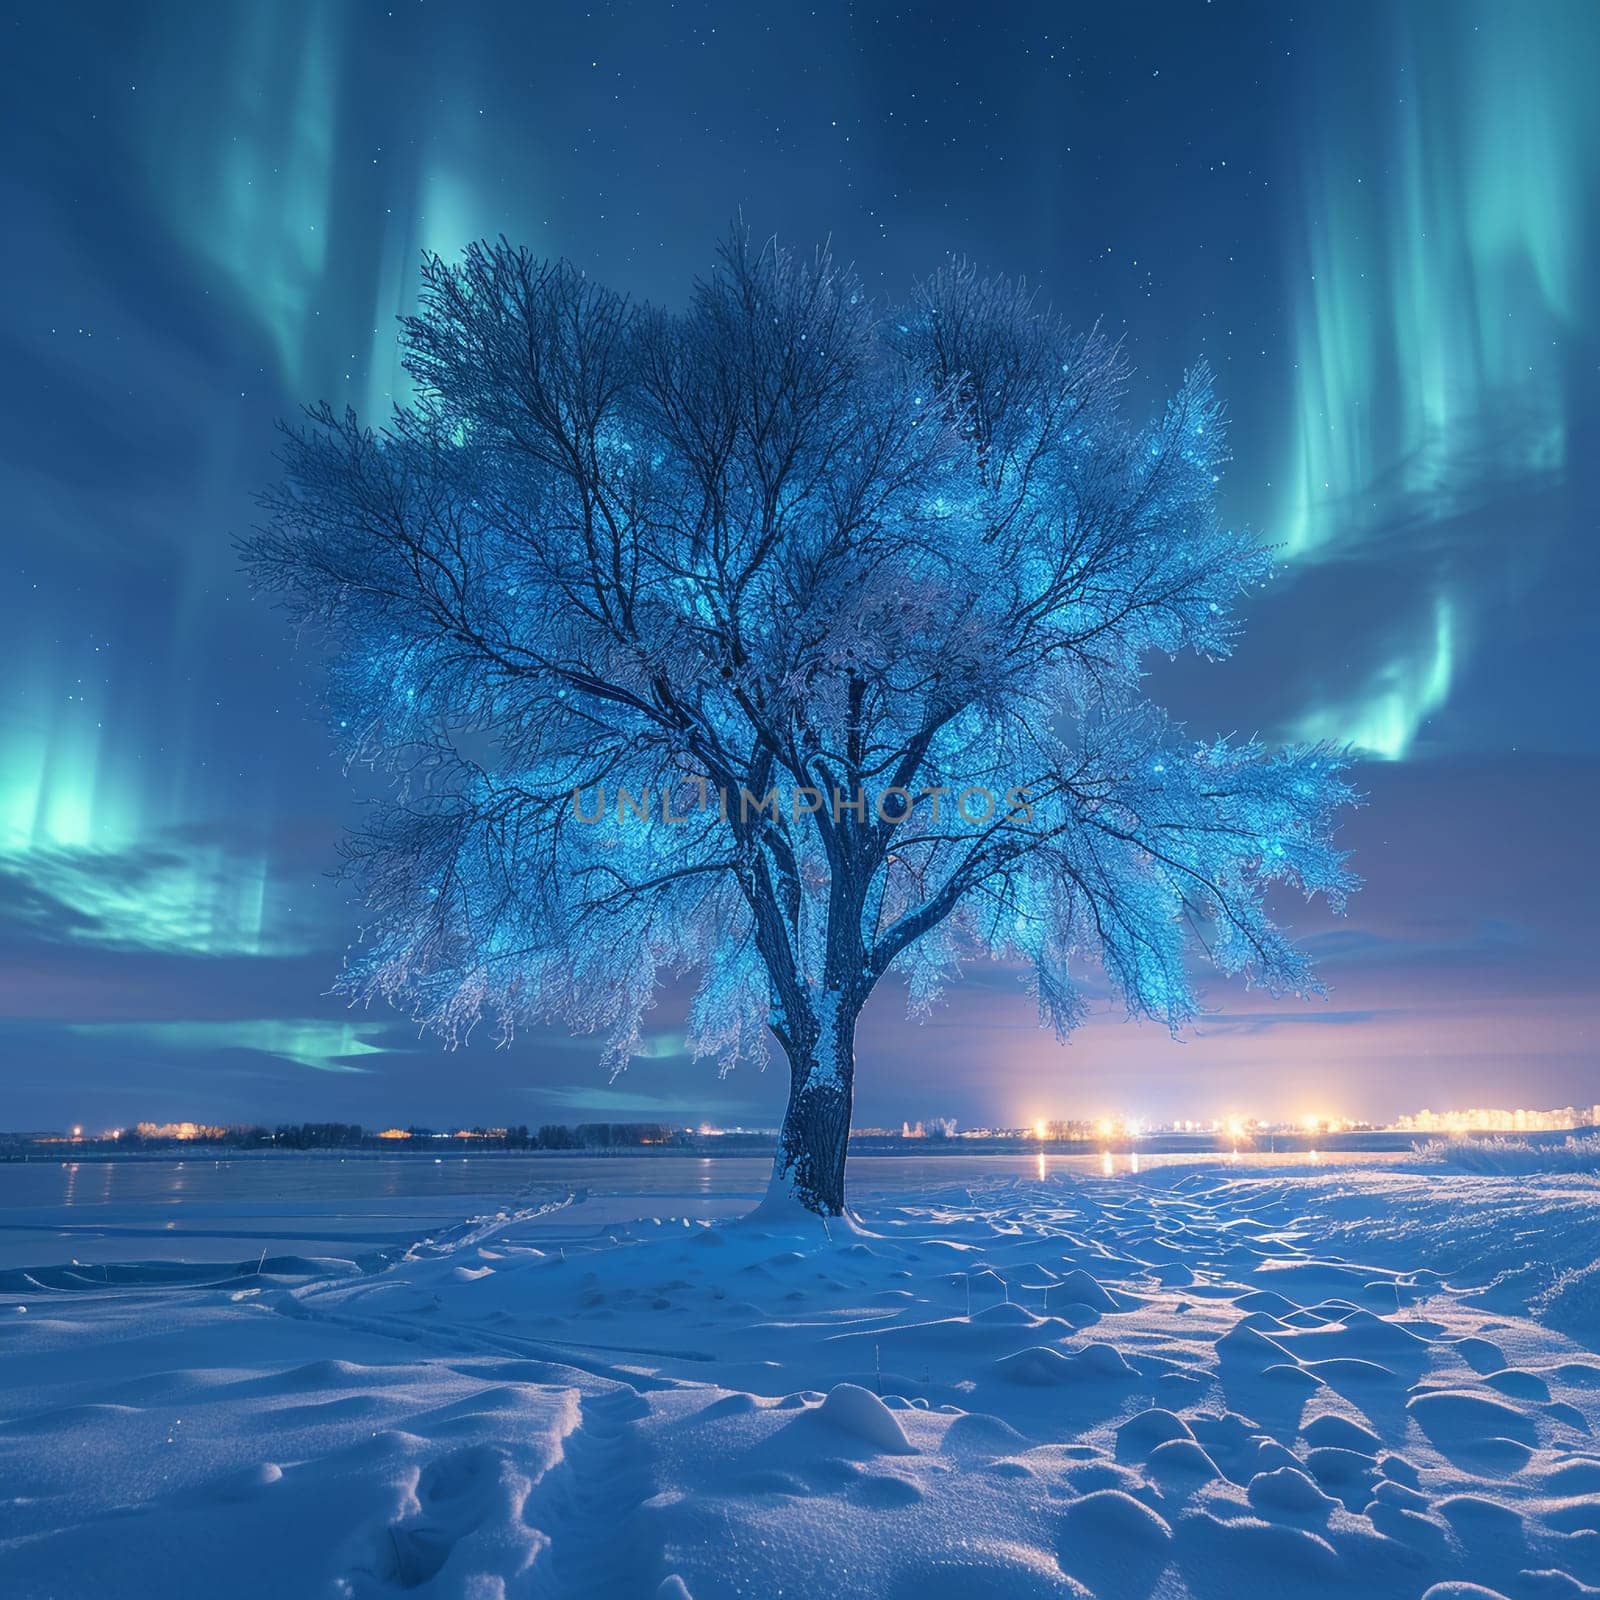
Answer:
top-left (248, 229), bottom-right (1357, 1212)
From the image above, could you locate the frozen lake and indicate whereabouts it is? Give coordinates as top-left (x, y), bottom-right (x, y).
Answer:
top-left (0, 1148), bottom-right (1411, 1271)
top-left (3, 1146), bottom-right (1598, 1598)
top-left (3, 1149), bottom-right (1598, 1599)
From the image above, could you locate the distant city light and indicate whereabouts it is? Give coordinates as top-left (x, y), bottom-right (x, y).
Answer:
top-left (10, 1100), bottom-right (1598, 1159)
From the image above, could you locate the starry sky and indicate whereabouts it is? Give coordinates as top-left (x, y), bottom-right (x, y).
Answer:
top-left (3, 0), bottom-right (1597, 1134)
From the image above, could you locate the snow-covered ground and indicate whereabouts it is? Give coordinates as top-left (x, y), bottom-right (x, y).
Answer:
top-left (3, 1160), bottom-right (1599, 1599)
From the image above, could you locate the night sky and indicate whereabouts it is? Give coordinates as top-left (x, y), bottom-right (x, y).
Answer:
top-left (3, 0), bottom-right (1597, 1134)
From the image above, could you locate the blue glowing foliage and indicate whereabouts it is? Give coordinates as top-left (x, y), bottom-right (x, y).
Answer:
top-left (248, 231), bottom-right (1358, 1084)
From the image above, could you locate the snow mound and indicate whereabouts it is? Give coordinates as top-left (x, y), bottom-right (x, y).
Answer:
top-left (1407, 1388), bottom-right (1540, 1447)
top-left (1415, 1135), bottom-right (1600, 1174)
top-left (815, 1383), bottom-right (918, 1454)
top-left (1248, 1464), bottom-right (1336, 1512)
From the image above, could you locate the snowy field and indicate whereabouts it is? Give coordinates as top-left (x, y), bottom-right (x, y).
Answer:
top-left (3, 1154), bottom-right (1600, 1599)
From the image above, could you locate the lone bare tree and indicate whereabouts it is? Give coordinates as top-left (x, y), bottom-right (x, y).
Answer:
top-left (247, 230), bottom-right (1356, 1216)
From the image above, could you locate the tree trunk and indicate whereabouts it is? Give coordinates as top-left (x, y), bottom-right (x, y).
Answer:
top-left (769, 994), bottom-right (859, 1216)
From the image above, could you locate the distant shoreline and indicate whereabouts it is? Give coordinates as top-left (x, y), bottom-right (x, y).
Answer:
top-left (7, 1128), bottom-right (1595, 1164)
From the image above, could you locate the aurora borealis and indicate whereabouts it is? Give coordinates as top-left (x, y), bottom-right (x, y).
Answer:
top-left (3, 1), bottom-right (1596, 1131)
